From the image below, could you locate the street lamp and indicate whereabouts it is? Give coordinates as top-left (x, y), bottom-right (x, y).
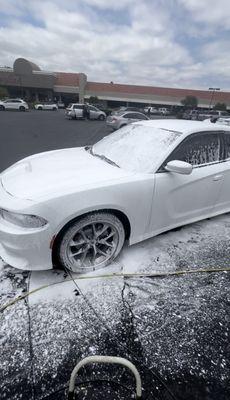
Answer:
top-left (208, 87), bottom-right (220, 109)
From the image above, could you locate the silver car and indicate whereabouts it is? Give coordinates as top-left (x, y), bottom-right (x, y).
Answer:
top-left (106, 111), bottom-right (149, 130)
top-left (66, 103), bottom-right (106, 120)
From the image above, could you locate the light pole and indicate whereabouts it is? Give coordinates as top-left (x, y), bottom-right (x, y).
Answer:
top-left (208, 87), bottom-right (220, 109)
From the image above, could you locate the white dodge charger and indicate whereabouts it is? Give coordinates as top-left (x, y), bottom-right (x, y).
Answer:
top-left (0, 120), bottom-right (229, 273)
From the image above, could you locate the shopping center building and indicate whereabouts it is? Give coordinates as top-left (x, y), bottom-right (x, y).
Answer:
top-left (0, 57), bottom-right (230, 109)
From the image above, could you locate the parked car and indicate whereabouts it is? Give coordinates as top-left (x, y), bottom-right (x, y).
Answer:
top-left (203, 116), bottom-right (230, 126)
top-left (182, 110), bottom-right (199, 120)
top-left (106, 111), bottom-right (149, 130)
top-left (144, 106), bottom-right (159, 115)
top-left (158, 107), bottom-right (170, 115)
top-left (1, 119), bottom-right (230, 274)
top-left (0, 98), bottom-right (29, 111)
top-left (34, 103), bottom-right (58, 111)
top-left (65, 103), bottom-right (106, 120)
top-left (196, 110), bottom-right (230, 121)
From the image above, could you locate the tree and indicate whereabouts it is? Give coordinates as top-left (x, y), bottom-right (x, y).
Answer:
top-left (213, 102), bottom-right (227, 111)
top-left (181, 95), bottom-right (198, 108)
top-left (88, 96), bottom-right (99, 104)
top-left (0, 86), bottom-right (8, 99)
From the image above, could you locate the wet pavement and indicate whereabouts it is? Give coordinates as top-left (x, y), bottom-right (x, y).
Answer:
top-left (0, 214), bottom-right (230, 400)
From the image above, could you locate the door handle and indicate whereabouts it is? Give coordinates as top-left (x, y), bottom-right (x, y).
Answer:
top-left (213, 175), bottom-right (223, 181)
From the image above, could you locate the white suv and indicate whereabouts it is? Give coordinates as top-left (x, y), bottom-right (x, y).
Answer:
top-left (0, 98), bottom-right (29, 111)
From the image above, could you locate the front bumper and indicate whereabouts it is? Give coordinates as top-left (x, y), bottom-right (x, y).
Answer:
top-left (0, 217), bottom-right (53, 271)
top-left (0, 182), bottom-right (53, 271)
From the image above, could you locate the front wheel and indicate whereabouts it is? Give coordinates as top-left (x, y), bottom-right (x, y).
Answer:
top-left (56, 212), bottom-right (125, 273)
top-left (0, 105), bottom-right (5, 111)
top-left (19, 106), bottom-right (25, 111)
top-left (98, 114), bottom-right (105, 121)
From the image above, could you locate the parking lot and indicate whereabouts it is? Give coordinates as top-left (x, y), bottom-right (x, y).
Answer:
top-left (0, 110), bottom-right (230, 400)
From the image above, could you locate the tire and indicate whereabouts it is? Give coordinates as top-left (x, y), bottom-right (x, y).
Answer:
top-left (38, 106), bottom-right (42, 110)
top-left (0, 105), bottom-right (5, 111)
top-left (98, 114), bottom-right (105, 121)
top-left (53, 107), bottom-right (57, 111)
top-left (19, 106), bottom-right (25, 111)
top-left (57, 212), bottom-right (125, 273)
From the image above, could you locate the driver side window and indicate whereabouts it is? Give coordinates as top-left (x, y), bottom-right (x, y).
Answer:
top-left (161, 132), bottom-right (221, 169)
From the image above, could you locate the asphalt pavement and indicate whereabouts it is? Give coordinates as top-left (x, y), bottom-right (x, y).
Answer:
top-left (0, 110), bottom-right (229, 400)
top-left (0, 109), bottom-right (109, 171)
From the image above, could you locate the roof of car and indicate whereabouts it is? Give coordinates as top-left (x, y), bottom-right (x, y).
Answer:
top-left (134, 118), bottom-right (230, 135)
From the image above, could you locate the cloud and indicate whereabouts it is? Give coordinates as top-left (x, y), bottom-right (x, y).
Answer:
top-left (178, 0), bottom-right (230, 29)
top-left (0, 0), bottom-right (229, 89)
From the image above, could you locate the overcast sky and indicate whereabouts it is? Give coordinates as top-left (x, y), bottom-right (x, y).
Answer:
top-left (0, 0), bottom-right (229, 90)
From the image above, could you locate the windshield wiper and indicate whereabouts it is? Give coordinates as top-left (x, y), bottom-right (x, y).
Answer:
top-left (86, 147), bottom-right (120, 168)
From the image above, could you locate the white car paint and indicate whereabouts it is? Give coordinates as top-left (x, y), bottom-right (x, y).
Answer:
top-left (0, 98), bottom-right (29, 111)
top-left (34, 103), bottom-right (58, 110)
top-left (65, 103), bottom-right (106, 120)
top-left (0, 119), bottom-right (230, 272)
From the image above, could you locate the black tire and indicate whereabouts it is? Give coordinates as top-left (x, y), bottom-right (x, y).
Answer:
top-left (19, 106), bottom-right (25, 111)
top-left (98, 114), bottom-right (105, 121)
top-left (53, 107), bottom-right (57, 111)
top-left (38, 106), bottom-right (42, 110)
top-left (0, 105), bottom-right (5, 111)
top-left (56, 212), bottom-right (125, 273)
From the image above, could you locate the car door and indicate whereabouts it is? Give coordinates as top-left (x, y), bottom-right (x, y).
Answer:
top-left (215, 130), bottom-right (230, 213)
top-left (149, 131), bottom-right (225, 234)
top-left (4, 100), bottom-right (14, 109)
top-left (123, 112), bottom-right (137, 124)
top-left (88, 105), bottom-right (97, 119)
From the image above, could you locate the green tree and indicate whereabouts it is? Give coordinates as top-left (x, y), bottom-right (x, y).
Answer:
top-left (213, 102), bottom-right (227, 111)
top-left (181, 95), bottom-right (198, 108)
top-left (88, 96), bottom-right (99, 104)
top-left (0, 86), bottom-right (8, 99)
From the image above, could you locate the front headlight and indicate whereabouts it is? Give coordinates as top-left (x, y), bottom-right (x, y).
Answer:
top-left (0, 209), bottom-right (48, 228)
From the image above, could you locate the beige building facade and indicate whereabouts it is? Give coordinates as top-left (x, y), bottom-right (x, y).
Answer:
top-left (0, 58), bottom-right (229, 109)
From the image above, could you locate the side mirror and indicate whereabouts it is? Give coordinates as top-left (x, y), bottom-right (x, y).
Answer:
top-left (165, 160), bottom-right (193, 175)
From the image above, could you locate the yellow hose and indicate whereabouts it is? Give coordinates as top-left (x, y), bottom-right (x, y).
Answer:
top-left (1, 267), bottom-right (230, 313)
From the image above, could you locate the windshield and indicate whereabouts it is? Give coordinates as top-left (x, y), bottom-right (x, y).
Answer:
top-left (93, 124), bottom-right (181, 173)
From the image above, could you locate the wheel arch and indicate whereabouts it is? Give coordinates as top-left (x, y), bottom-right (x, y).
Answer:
top-left (51, 208), bottom-right (131, 267)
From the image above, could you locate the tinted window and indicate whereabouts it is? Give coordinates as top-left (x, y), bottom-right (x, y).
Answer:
top-left (73, 105), bottom-right (83, 109)
top-left (164, 132), bottom-right (221, 166)
top-left (89, 106), bottom-right (97, 111)
top-left (123, 113), bottom-right (135, 118)
top-left (132, 113), bottom-right (147, 119)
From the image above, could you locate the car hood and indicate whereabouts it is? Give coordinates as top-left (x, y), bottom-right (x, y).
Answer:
top-left (1, 147), bottom-right (132, 201)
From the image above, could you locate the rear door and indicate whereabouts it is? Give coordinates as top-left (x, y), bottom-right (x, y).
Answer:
top-left (73, 105), bottom-right (83, 118)
top-left (150, 130), bottom-right (225, 233)
top-left (88, 105), bottom-right (98, 119)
